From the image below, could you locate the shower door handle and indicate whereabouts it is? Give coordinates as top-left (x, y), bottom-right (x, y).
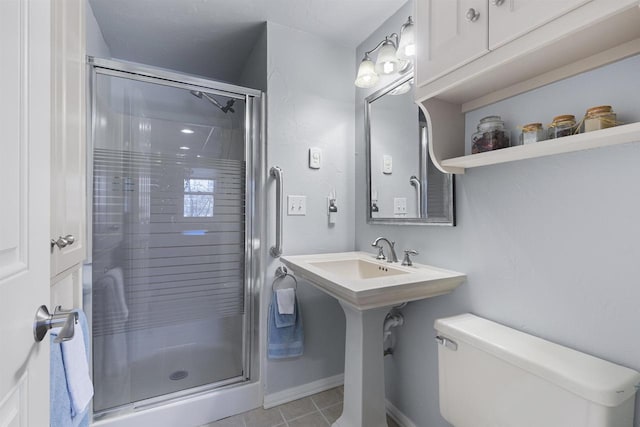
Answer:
top-left (270, 166), bottom-right (283, 257)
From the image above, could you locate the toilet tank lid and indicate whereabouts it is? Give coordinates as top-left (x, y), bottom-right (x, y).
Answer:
top-left (434, 314), bottom-right (640, 407)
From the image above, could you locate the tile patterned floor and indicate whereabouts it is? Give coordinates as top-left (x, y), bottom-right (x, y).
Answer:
top-left (201, 386), bottom-right (400, 427)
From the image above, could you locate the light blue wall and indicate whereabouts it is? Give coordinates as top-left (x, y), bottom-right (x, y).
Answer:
top-left (264, 22), bottom-right (355, 394)
top-left (86, 0), bottom-right (111, 58)
top-left (239, 24), bottom-right (267, 92)
top-left (356, 3), bottom-right (640, 425)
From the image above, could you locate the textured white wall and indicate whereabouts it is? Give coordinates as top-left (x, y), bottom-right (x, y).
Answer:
top-left (356, 3), bottom-right (640, 425)
top-left (263, 22), bottom-right (355, 394)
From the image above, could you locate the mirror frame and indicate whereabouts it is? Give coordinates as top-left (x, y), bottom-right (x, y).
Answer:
top-left (365, 73), bottom-right (455, 226)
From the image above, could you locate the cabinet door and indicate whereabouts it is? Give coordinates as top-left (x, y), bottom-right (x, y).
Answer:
top-left (51, 0), bottom-right (86, 280)
top-left (416, 0), bottom-right (489, 87)
top-left (488, 0), bottom-right (593, 49)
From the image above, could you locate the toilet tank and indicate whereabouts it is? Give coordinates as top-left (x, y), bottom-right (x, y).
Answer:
top-left (435, 314), bottom-right (640, 427)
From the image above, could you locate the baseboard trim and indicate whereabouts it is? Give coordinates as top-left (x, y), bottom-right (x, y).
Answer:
top-left (385, 399), bottom-right (418, 427)
top-left (264, 375), bottom-right (417, 427)
top-left (263, 374), bottom-right (344, 409)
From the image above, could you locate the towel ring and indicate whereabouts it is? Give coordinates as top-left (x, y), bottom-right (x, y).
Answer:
top-left (273, 266), bottom-right (298, 291)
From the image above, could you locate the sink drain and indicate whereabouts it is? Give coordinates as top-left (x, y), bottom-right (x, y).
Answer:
top-left (169, 370), bottom-right (188, 381)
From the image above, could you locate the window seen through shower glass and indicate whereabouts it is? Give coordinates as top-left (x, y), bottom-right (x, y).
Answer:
top-left (91, 72), bottom-right (248, 413)
top-left (184, 178), bottom-right (215, 217)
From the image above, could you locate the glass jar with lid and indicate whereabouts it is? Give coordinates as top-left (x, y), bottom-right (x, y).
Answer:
top-left (583, 105), bottom-right (617, 132)
top-left (519, 123), bottom-right (546, 145)
top-left (471, 115), bottom-right (511, 154)
top-left (548, 115), bottom-right (577, 139)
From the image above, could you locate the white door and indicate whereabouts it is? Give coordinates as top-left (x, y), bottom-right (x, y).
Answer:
top-left (416, 0), bottom-right (489, 87)
top-left (0, 1), bottom-right (52, 425)
top-left (488, 0), bottom-right (592, 49)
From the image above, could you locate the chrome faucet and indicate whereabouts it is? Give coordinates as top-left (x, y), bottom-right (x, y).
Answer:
top-left (371, 237), bottom-right (398, 263)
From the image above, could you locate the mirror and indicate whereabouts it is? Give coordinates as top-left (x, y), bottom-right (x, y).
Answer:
top-left (365, 73), bottom-right (454, 225)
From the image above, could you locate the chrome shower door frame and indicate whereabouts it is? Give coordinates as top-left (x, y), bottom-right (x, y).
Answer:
top-left (86, 57), bottom-right (264, 416)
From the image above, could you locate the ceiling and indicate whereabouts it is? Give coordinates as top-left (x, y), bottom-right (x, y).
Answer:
top-left (89, 0), bottom-right (408, 82)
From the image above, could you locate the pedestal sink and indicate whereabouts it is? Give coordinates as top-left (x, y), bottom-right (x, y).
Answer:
top-left (279, 252), bottom-right (466, 427)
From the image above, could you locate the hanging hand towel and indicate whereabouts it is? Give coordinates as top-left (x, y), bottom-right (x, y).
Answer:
top-left (276, 288), bottom-right (295, 315)
top-left (51, 309), bottom-right (92, 427)
top-left (60, 311), bottom-right (93, 417)
top-left (50, 336), bottom-right (74, 427)
top-left (274, 288), bottom-right (296, 328)
top-left (268, 292), bottom-right (303, 359)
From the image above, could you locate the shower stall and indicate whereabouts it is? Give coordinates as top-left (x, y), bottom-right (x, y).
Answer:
top-left (85, 58), bottom-right (263, 423)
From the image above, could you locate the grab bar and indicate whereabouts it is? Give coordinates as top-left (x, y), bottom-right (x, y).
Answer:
top-left (410, 175), bottom-right (422, 218)
top-left (270, 166), bottom-right (283, 257)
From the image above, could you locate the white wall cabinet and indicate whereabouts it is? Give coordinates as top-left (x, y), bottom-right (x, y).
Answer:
top-left (51, 0), bottom-right (87, 281)
top-left (415, 0), bottom-right (640, 174)
top-left (416, 0), bottom-right (488, 87)
top-left (488, 0), bottom-right (592, 49)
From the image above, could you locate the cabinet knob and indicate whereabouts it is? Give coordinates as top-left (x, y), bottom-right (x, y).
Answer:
top-left (50, 234), bottom-right (75, 250)
top-left (465, 8), bottom-right (481, 22)
top-left (491, 0), bottom-right (505, 6)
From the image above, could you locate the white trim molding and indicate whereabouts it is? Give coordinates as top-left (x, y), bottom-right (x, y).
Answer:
top-left (263, 374), bottom-right (344, 409)
top-left (386, 399), bottom-right (418, 427)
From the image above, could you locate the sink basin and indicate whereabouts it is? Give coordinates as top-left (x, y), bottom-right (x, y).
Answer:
top-left (280, 251), bottom-right (466, 310)
top-left (309, 258), bottom-right (409, 280)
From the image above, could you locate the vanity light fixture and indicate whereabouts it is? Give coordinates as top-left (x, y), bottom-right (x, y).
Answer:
top-left (355, 16), bottom-right (415, 89)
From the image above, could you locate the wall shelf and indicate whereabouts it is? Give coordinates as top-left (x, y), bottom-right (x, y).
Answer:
top-left (441, 122), bottom-right (640, 173)
top-left (416, 1), bottom-right (640, 175)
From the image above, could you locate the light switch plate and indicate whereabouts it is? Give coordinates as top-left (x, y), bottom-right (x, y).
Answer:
top-left (309, 147), bottom-right (321, 169)
top-left (383, 155), bottom-right (392, 174)
top-left (287, 195), bottom-right (307, 216)
top-left (393, 197), bottom-right (407, 215)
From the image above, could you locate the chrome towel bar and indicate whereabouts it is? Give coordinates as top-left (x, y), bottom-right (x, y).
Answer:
top-left (270, 166), bottom-right (283, 257)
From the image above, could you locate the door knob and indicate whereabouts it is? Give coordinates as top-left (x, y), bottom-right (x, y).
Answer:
top-left (33, 305), bottom-right (77, 343)
top-left (50, 234), bottom-right (75, 250)
top-left (491, 0), bottom-right (505, 6)
top-left (465, 8), bottom-right (481, 22)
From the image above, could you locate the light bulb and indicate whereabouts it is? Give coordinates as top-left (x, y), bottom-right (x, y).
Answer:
top-left (375, 40), bottom-right (400, 75)
top-left (397, 16), bottom-right (416, 61)
top-left (355, 55), bottom-right (379, 88)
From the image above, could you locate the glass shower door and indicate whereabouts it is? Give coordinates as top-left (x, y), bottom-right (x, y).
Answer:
top-left (90, 69), bottom-right (251, 414)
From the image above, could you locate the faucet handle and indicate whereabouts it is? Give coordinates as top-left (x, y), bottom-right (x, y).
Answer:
top-left (402, 249), bottom-right (419, 266)
top-left (374, 245), bottom-right (386, 260)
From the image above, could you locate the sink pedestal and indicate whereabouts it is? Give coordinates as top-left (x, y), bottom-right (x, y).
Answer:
top-left (333, 301), bottom-right (392, 427)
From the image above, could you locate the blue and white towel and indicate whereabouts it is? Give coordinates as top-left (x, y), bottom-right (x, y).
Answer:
top-left (268, 291), bottom-right (304, 359)
top-left (51, 310), bottom-right (93, 427)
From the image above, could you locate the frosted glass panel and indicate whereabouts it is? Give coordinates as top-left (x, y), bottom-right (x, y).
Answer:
top-left (91, 74), bottom-right (247, 413)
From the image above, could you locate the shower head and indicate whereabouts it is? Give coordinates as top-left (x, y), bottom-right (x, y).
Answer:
top-left (221, 99), bottom-right (235, 114)
top-left (190, 90), bottom-right (235, 114)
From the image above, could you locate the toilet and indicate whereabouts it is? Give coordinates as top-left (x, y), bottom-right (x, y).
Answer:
top-left (435, 314), bottom-right (640, 427)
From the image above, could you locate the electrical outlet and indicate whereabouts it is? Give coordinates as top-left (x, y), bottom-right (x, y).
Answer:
top-left (393, 197), bottom-right (407, 215)
top-left (287, 195), bottom-right (306, 216)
